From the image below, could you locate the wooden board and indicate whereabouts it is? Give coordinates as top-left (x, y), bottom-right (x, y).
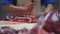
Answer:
top-left (0, 21), bottom-right (37, 24)
top-left (0, 21), bottom-right (36, 30)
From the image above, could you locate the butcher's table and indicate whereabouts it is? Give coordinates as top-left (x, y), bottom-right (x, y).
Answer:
top-left (0, 21), bottom-right (37, 30)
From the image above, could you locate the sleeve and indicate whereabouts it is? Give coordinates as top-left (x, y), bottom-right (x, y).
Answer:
top-left (43, 0), bottom-right (55, 6)
top-left (2, 0), bottom-right (14, 5)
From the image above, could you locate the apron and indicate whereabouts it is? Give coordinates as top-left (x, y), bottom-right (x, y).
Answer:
top-left (17, 0), bottom-right (41, 16)
top-left (17, 0), bottom-right (31, 6)
top-left (32, 0), bottom-right (41, 16)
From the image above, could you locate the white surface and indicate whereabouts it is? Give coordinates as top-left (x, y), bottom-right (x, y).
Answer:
top-left (0, 23), bottom-right (36, 30)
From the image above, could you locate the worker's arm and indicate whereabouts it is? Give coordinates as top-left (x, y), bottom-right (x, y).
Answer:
top-left (3, 4), bottom-right (26, 13)
top-left (42, 0), bottom-right (55, 14)
top-left (44, 4), bottom-right (54, 13)
top-left (2, 2), bottom-right (34, 14)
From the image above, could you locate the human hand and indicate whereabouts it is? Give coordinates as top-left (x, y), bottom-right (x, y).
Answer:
top-left (41, 12), bottom-right (48, 16)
